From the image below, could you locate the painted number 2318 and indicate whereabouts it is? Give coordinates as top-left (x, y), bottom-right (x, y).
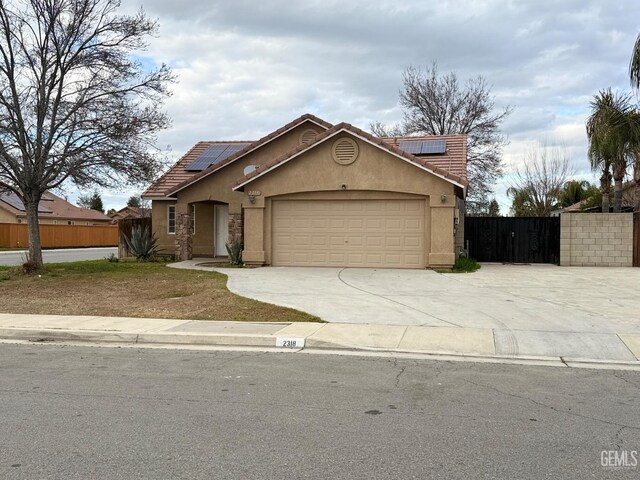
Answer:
top-left (276, 337), bottom-right (305, 348)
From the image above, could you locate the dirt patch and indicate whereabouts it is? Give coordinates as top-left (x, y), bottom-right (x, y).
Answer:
top-left (0, 261), bottom-right (321, 322)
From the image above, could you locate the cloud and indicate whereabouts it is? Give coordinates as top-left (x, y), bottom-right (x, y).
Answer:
top-left (70, 0), bottom-right (640, 210)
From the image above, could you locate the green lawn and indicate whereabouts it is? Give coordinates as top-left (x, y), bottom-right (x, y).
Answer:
top-left (0, 260), bottom-right (321, 322)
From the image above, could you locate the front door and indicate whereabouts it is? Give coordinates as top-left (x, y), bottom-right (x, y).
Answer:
top-left (215, 205), bottom-right (229, 256)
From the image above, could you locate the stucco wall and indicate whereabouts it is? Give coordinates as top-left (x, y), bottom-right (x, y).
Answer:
top-left (560, 213), bottom-right (633, 267)
top-left (174, 122), bottom-right (327, 211)
top-left (0, 208), bottom-right (15, 223)
top-left (241, 132), bottom-right (458, 267)
top-left (157, 126), bottom-right (462, 267)
top-left (152, 200), bottom-right (176, 254)
top-left (155, 121), bottom-right (327, 258)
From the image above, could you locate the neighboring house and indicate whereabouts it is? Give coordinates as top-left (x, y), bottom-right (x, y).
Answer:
top-left (142, 114), bottom-right (468, 269)
top-left (108, 206), bottom-right (151, 224)
top-left (552, 180), bottom-right (636, 216)
top-left (0, 191), bottom-right (111, 225)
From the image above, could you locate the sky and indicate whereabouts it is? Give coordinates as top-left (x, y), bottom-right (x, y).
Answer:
top-left (76, 0), bottom-right (640, 213)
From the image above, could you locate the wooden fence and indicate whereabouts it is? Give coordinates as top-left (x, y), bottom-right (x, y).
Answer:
top-left (118, 217), bottom-right (152, 258)
top-left (0, 223), bottom-right (118, 248)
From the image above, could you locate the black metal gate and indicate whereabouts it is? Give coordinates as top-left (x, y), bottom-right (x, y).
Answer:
top-left (464, 217), bottom-right (560, 264)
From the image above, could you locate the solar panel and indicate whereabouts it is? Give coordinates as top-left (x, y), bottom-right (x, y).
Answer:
top-left (420, 140), bottom-right (447, 154)
top-left (397, 141), bottom-right (422, 154)
top-left (185, 143), bottom-right (252, 171)
top-left (398, 140), bottom-right (447, 155)
top-left (0, 191), bottom-right (52, 213)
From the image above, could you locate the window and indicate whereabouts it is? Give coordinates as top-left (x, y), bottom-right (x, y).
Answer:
top-left (191, 204), bottom-right (196, 235)
top-left (168, 205), bottom-right (176, 234)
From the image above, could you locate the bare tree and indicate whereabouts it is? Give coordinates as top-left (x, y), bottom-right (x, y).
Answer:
top-left (371, 63), bottom-right (512, 203)
top-left (126, 193), bottom-right (150, 217)
top-left (369, 121), bottom-right (405, 137)
top-left (0, 0), bottom-right (174, 267)
top-left (77, 191), bottom-right (104, 213)
top-left (507, 143), bottom-right (571, 217)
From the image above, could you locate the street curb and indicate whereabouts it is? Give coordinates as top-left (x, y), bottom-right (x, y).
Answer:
top-left (2, 326), bottom-right (640, 370)
top-left (0, 328), bottom-right (139, 344)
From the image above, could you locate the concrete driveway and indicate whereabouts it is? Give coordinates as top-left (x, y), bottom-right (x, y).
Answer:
top-left (185, 263), bottom-right (640, 336)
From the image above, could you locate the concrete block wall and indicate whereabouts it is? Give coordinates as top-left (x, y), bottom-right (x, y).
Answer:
top-left (560, 213), bottom-right (633, 267)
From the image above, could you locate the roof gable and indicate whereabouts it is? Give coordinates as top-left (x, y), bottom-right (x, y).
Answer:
top-left (0, 191), bottom-right (111, 221)
top-left (232, 123), bottom-right (468, 192)
top-left (142, 113), bottom-right (332, 198)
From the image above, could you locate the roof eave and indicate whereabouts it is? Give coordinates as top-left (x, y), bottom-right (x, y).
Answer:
top-left (233, 127), bottom-right (468, 192)
top-left (166, 115), bottom-right (333, 197)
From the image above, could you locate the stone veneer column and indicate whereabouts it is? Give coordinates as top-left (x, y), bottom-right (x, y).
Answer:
top-left (228, 213), bottom-right (243, 244)
top-left (174, 213), bottom-right (193, 261)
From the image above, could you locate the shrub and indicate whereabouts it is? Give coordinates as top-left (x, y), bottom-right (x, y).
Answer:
top-left (105, 253), bottom-right (119, 263)
top-left (452, 256), bottom-right (480, 273)
top-left (124, 225), bottom-right (159, 262)
top-left (225, 240), bottom-right (243, 265)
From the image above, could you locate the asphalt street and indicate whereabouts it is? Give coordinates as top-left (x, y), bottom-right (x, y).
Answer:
top-left (0, 344), bottom-right (639, 479)
top-left (0, 247), bottom-right (117, 266)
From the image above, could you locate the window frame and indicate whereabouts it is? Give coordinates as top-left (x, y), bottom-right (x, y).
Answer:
top-left (167, 205), bottom-right (176, 234)
top-left (191, 204), bottom-right (196, 235)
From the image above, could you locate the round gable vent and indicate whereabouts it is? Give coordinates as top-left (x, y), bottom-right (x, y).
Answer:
top-left (299, 129), bottom-right (318, 145)
top-left (332, 137), bottom-right (359, 165)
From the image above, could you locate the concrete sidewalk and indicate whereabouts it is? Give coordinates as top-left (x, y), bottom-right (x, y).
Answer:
top-left (1, 313), bottom-right (639, 369)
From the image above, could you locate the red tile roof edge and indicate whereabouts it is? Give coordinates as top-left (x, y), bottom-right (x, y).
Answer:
top-left (233, 122), bottom-right (468, 189)
top-left (151, 113), bottom-right (333, 198)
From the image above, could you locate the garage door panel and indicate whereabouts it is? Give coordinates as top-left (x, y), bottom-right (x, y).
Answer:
top-left (272, 199), bottom-right (426, 268)
top-left (404, 236), bottom-right (421, 248)
top-left (404, 218), bottom-right (421, 229)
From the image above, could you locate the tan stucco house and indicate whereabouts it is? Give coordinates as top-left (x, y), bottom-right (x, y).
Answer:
top-left (142, 114), bottom-right (467, 269)
top-left (0, 191), bottom-right (111, 225)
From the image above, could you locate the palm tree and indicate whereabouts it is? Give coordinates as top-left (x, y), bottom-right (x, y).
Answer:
top-left (586, 89), bottom-right (638, 212)
top-left (559, 179), bottom-right (591, 208)
top-left (630, 33), bottom-right (640, 90)
top-left (629, 34), bottom-right (640, 210)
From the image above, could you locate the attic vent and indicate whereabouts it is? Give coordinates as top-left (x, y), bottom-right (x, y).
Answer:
top-left (332, 137), bottom-right (359, 165)
top-left (299, 129), bottom-right (317, 145)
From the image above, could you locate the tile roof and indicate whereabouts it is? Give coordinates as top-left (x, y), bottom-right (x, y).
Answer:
top-left (381, 134), bottom-right (468, 182)
top-left (143, 113), bottom-right (333, 198)
top-left (233, 123), bottom-right (468, 191)
top-left (141, 141), bottom-right (253, 198)
top-left (142, 114), bottom-right (468, 199)
top-left (0, 191), bottom-right (112, 222)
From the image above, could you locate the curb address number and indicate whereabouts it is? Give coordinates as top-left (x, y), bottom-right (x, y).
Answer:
top-left (276, 337), bottom-right (305, 348)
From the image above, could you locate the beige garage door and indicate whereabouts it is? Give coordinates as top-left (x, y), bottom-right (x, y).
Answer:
top-left (271, 199), bottom-right (426, 268)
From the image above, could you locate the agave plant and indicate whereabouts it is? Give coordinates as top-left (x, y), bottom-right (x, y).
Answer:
top-left (124, 225), bottom-right (159, 261)
top-left (225, 240), bottom-right (243, 265)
